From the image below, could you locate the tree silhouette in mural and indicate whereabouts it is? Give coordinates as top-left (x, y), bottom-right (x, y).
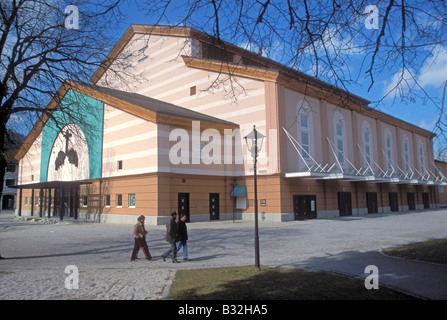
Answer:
top-left (55, 132), bottom-right (79, 171)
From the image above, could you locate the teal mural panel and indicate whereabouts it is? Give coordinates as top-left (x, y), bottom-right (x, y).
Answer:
top-left (40, 90), bottom-right (104, 182)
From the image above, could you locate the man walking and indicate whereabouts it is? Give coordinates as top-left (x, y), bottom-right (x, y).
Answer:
top-left (176, 213), bottom-right (189, 261)
top-left (162, 211), bottom-right (179, 263)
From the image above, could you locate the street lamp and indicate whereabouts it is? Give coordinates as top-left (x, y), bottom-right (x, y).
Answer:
top-left (244, 125), bottom-right (265, 269)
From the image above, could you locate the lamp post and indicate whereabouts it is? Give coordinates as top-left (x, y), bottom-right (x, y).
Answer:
top-left (244, 125), bottom-right (265, 269)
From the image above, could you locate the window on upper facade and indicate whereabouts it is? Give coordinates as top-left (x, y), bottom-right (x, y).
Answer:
top-left (334, 113), bottom-right (345, 164)
top-left (362, 123), bottom-right (372, 167)
top-left (403, 136), bottom-right (410, 173)
top-left (385, 130), bottom-right (393, 171)
top-left (201, 42), bottom-right (234, 62)
top-left (296, 101), bottom-right (313, 160)
top-left (6, 165), bottom-right (16, 172)
top-left (419, 142), bottom-right (426, 173)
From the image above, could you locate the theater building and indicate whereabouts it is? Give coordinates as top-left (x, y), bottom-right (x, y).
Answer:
top-left (14, 25), bottom-right (447, 225)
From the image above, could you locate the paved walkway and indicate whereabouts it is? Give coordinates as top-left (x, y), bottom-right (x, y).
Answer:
top-left (0, 209), bottom-right (446, 300)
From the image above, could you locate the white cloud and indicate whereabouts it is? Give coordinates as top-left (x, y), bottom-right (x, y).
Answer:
top-left (418, 46), bottom-right (447, 88)
top-left (383, 68), bottom-right (416, 97)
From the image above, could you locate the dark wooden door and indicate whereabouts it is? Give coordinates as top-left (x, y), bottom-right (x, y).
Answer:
top-left (366, 192), bottom-right (378, 214)
top-left (293, 195), bottom-right (317, 220)
top-left (389, 192), bottom-right (399, 212)
top-left (338, 192), bottom-right (352, 216)
top-left (407, 192), bottom-right (415, 210)
top-left (422, 192), bottom-right (430, 209)
top-left (178, 193), bottom-right (190, 222)
top-left (209, 193), bottom-right (220, 220)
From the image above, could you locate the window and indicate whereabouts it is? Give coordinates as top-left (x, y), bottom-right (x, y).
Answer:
top-left (296, 100), bottom-right (313, 160)
top-left (117, 160), bottom-right (123, 170)
top-left (190, 86), bottom-right (196, 96)
top-left (123, 54), bottom-right (132, 61)
top-left (6, 165), bottom-right (16, 172)
top-left (201, 42), bottom-right (234, 62)
top-left (385, 129), bottom-right (393, 171)
top-left (116, 194), bottom-right (122, 207)
top-left (403, 136), bottom-right (410, 173)
top-left (334, 113), bottom-right (345, 164)
top-left (137, 56), bottom-right (148, 64)
top-left (105, 194), bottom-right (111, 207)
top-left (138, 45), bottom-right (148, 53)
top-left (25, 197), bottom-right (28, 206)
top-left (82, 196), bottom-right (88, 207)
top-left (419, 141), bottom-right (426, 173)
top-left (300, 115), bottom-right (310, 158)
top-left (129, 194), bottom-right (136, 208)
top-left (362, 122), bottom-right (372, 167)
top-left (5, 179), bottom-right (15, 187)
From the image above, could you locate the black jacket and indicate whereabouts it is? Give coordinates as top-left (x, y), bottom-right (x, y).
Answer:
top-left (177, 220), bottom-right (188, 242)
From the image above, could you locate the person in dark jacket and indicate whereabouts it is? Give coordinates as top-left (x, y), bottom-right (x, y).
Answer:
top-left (161, 211), bottom-right (179, 263)
top-left (176, 213), bottom-right (189, 261)
top-left (130, 215), bottom-right (152, 262)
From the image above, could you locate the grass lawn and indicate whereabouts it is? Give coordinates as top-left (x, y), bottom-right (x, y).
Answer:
top-left (167, 266), bottom-right (415, 300)
top-left (168, 238), bottom-right (446, 300)
top-left (382, 238), bottom-right (447, 265)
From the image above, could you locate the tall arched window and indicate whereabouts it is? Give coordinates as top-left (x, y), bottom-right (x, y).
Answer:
top-left (362, 121), bottom-right (372, 167)
top-left (418, 140), bottom-right (426, 173)
top-left (334, 112), bottom-right (346, 164)
top-left (384, 129), bottom-right (393, 171)
top-left (403, 135), bottom-right (410, 173)
top-left (297, 100), bottom-right (313, 159)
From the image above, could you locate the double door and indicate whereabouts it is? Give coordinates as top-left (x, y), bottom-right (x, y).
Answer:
top-left (293, 195), bottom-right (317, 220)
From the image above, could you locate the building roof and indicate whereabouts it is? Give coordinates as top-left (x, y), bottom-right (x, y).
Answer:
top-left (89, 24), bottom-right (435, 139)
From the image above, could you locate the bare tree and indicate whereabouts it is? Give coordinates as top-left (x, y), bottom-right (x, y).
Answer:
top-left (140, 0), bottom-right (446, 141)
top-left (0, 0), bottom-right (126, 226)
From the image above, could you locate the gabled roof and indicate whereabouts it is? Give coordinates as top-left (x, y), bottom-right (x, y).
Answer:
top-left (90, 24), bottom-right (435, 139)
top-left (89, 24), bottom-right (370, 108)
top-left (15, 80), bottom-right (238, 161)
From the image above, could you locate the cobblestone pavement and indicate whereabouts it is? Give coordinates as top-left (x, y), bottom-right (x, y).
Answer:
top-left (1, 209), bottom-right (446, 300)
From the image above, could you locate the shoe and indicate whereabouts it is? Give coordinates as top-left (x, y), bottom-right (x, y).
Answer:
top-left (183, 258), bottom-right (189, 261)
top-left (172, 259), bottom-right (180, 263)
top-left (130, 259), bottom-right (136, 262)
top-left (146, 257), bottom-right (152, 261)
top-left (162, 256), bottom-right (166, 262)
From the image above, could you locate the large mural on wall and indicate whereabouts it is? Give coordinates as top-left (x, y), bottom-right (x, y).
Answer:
top-left (40, 89), bottom-right (104, 182)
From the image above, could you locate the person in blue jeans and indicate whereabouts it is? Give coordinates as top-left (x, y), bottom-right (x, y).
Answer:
top-left (176, 213), bottom-right (189, 261)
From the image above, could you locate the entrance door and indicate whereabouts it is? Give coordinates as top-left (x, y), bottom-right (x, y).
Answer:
top-left (389, 192), bottom-right (399, 212)
top-left (407, 192), bottom-right (415, 210)
top-left (293, 195), bottom-right (317, 220)
top-left (338, 192), bottom-right (352, 216)
top-left (178, 193), bottom-right (190, 222)
top-left (422, 192), bottom-right (430, 209)
top-left (209, 193), bottom-right (220, 220)
top-left (366, 192), bottom-right (378, 214)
